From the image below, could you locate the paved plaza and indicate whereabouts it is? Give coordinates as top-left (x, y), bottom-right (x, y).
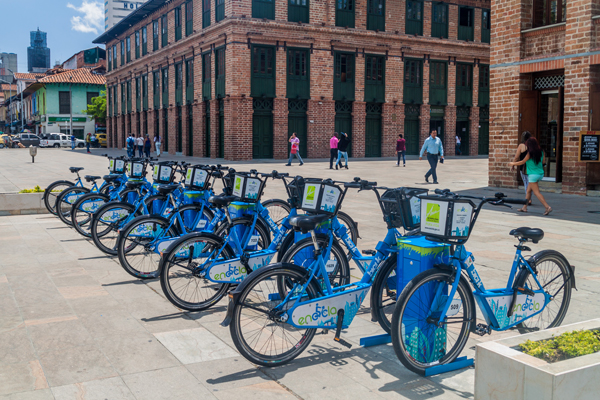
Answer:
top-left (1, 147), bottom-right (600, 399)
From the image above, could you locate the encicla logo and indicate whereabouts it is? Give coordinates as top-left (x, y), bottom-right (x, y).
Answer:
top-left (426, 203), bottom-right (440, 224)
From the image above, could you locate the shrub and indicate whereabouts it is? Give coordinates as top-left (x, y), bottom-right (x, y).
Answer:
top-left (19, 185), bottom-right (44, 193)
top-left (520, 330), bottom-right (600, 363)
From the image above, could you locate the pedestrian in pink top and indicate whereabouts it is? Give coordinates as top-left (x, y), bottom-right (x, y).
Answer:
top-left (329, 132), bottom-right (339, 170)
top-left (285, 133), bottom-right (304, 166)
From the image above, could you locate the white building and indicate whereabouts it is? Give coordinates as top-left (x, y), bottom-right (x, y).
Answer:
top-left (105, 0), bottom-right (147, 31)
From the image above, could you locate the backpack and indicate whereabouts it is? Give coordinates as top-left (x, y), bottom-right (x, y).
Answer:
top-left (127, 136), bottom-right (134, 147)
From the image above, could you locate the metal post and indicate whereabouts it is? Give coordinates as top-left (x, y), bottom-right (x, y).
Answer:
top-left (69, 77), bottom-right (73, 138)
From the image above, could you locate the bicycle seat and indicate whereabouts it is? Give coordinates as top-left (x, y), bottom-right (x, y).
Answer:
top-left (510, 227), bottom-right (544, 243)
top-left (69, 167), bottom-right (84, 173)
top-left (84, 175), bottom-right (101, 183)
top-left (126, 181), bottom-right (145, 190)
top-left (103, 174), bottom-right (121, 183)
top-left (208, 195), bottom-right (237, 207)
top-left (289, 214), bottom-right (332, 233)
top-left (156, 184), bottom-right (180, 195)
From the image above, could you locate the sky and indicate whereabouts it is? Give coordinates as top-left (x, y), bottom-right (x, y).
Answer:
top-left (0, 0), bottom-right (106, 72)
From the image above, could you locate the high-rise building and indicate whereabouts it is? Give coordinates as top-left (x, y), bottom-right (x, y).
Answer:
top-left (27, 29), bottom-right (51, 73)
top-left (105, 1), bottom-right (147, 31)
top-left (0, 53), bottom-right (18, 82)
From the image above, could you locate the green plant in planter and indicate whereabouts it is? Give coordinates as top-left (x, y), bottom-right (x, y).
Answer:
top-left (520, 330), bottom-right (600, 363)
top-left (19, 185), bottom-right (44, 193)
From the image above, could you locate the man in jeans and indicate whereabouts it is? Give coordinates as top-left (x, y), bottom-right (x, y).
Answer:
top-left (329, 132), bottom-right (339, 170)
top-left (336, 132), bottom-right (350, 169)
top-left (419, 130), bottom-right (444, 184)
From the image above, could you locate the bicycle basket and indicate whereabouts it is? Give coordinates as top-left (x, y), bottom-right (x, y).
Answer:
top-left (184, 165), bottom-right (211, 190)
top-left (300, 179), bottom-right (343, 215)
top-left (127, 161), bottom-right (145, 179)
top-left (419, 196), bottom-right (476, 244)
top-left (286, 176), bottom-right (305, 209)
top-left (231, 173), bottom-right (265, 203)
top-left (109, 159), bottom-right (126, 174)
top-left (153, 162), bottom-right (176, 184)
top-left (379, 187), bottom-right (428, 230)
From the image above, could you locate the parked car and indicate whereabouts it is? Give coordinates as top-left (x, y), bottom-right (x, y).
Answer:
top-left (0, 134), bottom-right (13, 149)
top-left (95, 133), bottom-right (106, 148)
top-left (40, 134), bottom-right (85, 148)
top-left (11, 133), bottom-right (40, 148)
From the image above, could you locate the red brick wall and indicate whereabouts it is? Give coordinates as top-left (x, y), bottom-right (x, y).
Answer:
top-left (307, 99), bottom-right (335, 158)
top-left (521, 26), bottom-right (566, 59)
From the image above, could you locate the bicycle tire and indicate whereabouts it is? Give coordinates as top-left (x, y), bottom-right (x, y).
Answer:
top-left (90, 202), bottom-right (137, 255)
top-left (159, 233), bottom-right (235, 311)
top-left (280, 235), bottom-right (351, 289)
top-left (71, 192), bottom-right (110, 237)
top-left (230, 263), bottom-right (320, 366)
top-left (43, 180), bottom-right (75, 215)
top-left (370, 255), bottom-right (399, 334)
top-left (56, 187), bottom-right (90, 226)
top-left (515, 250), bottom-right (572, 334)
top-left (117, 205), bottom-right (214, 279)
top-left (337, 210), bottom-right (359, 244)
top-left (261, 199), bottom-right (291, 226)
top-left (391, 269), bottom-right (474, 375)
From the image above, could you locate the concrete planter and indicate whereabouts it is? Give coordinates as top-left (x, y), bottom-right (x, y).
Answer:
top-left (0, 193), bottom-right (47, 215)
top-left (475, 319), bottom-right (600, 400)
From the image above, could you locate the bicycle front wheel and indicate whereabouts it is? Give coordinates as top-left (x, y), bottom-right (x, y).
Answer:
top-left (44, 180), bottom-right (75, 215)
top-left (90, 202), bottom-right (136, 255)
top-left (391, 269), bottom-right (474, 375)
top-left (230, 264), bottom-right (320, 367)
top-left (71, 192), bottom-right (109, 237)
top-left (56, 187), bottom-right (90, 226)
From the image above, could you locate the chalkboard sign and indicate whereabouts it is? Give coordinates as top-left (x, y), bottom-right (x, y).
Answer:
top-left (579, 131), bottom-right (600, 162)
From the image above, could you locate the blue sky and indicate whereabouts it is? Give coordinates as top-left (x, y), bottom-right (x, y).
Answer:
top-left (0, 0), bottom-right (105, 72)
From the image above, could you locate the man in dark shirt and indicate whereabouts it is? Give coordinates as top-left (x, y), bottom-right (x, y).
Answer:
top-left (396, 134), bottom-right (406, 167)
top-left (336, 132), bottom-right (351, 169)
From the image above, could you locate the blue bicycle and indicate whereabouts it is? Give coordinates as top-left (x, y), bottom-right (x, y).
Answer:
top-left (391, 189), bottom-right (575, 374)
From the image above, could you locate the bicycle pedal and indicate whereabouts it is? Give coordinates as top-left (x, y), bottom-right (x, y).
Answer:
top-left (361, 250), bottom-right (376, 256)
top-left (516, 286), bottom-right (535, 297)
top-left (474, 323), bottom-right (492, 336)
top-left (334, 337), bottom-right (352, 349)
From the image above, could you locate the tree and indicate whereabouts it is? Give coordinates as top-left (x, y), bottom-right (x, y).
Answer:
top-left (82, 90), bottom-right (106, 124)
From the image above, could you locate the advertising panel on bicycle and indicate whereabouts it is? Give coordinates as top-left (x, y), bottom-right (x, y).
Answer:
top-left (320, 185), bottom-right (341, 213)
top-left (302, 183), bottom-right (321, 210)
top-left (232, 176), bottom-right (245, 197)
top-left (245, 178), bottom-right (261, 200)
top-left (451, 203), bottom-right (473, 237)
top-left (420, 199), bottom-right (449, 236)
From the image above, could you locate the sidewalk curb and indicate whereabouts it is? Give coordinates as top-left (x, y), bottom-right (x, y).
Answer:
top-left (0, 193), bottom-right (48, 216)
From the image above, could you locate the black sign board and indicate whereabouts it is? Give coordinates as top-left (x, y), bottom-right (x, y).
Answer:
top-left (579, 132), bottom-right (600, 162)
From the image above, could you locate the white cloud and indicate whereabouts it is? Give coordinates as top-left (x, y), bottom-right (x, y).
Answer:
top-left (67, 1), bottom-right (104, 34)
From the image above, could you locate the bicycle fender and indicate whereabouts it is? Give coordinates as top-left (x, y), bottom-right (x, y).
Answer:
top-left (525, 250), bottom-right (576, 290)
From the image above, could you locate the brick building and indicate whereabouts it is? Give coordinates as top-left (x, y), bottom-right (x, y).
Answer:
top-left (490, 0), bottom-right (600, 195)
top-left (94, 0), bottom-right (490, 161)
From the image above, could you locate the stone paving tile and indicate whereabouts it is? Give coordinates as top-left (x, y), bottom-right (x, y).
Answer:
top-left (26, 319), bottom-right (95, 355)
top-left (0, 389), bottom-right (54, 400)
top-left (154, 327), bottom-right (238, 365)
top-left (121, 366), bottom-right (218, 400)
top-left (212, 381), bottom-right (298, 400)
top-left (0, 327), bottom-right (36, 366)
top-left (78, 310), bottom-right (148, 338)
top-left (51, 377), bottom-right (136, 400)
top-left (0, 361), bottom-right (48, 396)
top-left (186, 356), bottom-right (272, 392)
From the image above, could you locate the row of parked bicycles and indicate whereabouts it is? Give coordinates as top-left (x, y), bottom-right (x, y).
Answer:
top-left (43, 155), bottom-right (576, 375)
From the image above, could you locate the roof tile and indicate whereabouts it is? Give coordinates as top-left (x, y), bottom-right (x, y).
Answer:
top-left (37, 68), bottom-right (106, 85)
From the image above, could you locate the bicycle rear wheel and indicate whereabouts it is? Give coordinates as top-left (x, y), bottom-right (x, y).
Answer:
top-left (515, 250), bottom-right (572, 333)
top-left (56, 187), bottom-right (90, 226)
top-left (160, 234), bottom-right (234, 311)
top-left (230, 264), bottom-right (319, 366)
top-left (261, 199), bottom-right (291, 226)
top-left (371, 256), bottom-right (399, 334)
top-left (391, 269), bottom-right (474, 375)
top-left (90, 202), bottom-right (136, 255)
top-left (44, 180), bottom-right (75, 215)
top-left (337, 211), bottom-right (359, 245)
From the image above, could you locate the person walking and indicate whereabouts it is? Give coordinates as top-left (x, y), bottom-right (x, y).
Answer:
top-left (455, 134), bottom-right (462, 155)
top-left (144, 135), bottom-right (152, 158)
top-left (419, 130), bottom-right (444, 184)
top-left (154, 134), bottom-right (161, 157)
top-left (336, 132), bottom-right (350, 169)
top-left (136, 134), bottom-right (144, 158)
top-left (512, 131), bottom-right (533, 205)
top-left (396, 134), bottom-right (406, 167)
top-left (285, 132), bottom-right (304, 166)
top-left (509, 137), bottom-right (552, 215)
top-left (85, 133), bottom-right (92, 153)
top-left (70, 134), bottom-right (76, 150)
top-left (126, 133), bottom-right (135, 158)
top-left (329, 132), bottom-right (339, 170)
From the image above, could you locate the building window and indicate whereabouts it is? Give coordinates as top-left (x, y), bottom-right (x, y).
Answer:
top-left (534, 0), bottom-right (566, 28)
top-left (203, 0), bottom-right (211, 28)
top-left (478, 64), bottom-right (490, 107)
top-left (185, 59), bottom-right (194, 103)
top-left (162, 68), bottom-right (169, 107)
top-left (403, 59), bottom-right (422, 104)
top-left (142, 26), bottom-right (148, 55)
top-left (216, 0), bottom-right (225, 22)
top-left (135, 31), bottom-right (140, 59)
top-left (253, 0), bottom-right (275, 20)
top-left (87, 92), bottom-right (99, 106)
top-left (175, 63), bottom-right (183, 105)
top-left (113, 46), bottom-right (117, 69)
top-left (367, 0), bottom-right (385, 31)
top-left (153, 70), bottom-right (160, 108)
top-left (334, 52), bottom-right (355, 100)
top-left (202, 52), bottom-right (211, 100)
top-left (458, 7), bottom-right (474, 41)
top-left (251, 45), bottom-right (276, 98)
top-left (153, 20), bottom-right (159, 51)
top-left (287, 48), bottom-right (310, 99)
top-left (127, 80), bottom-right (132, 112)
top-left (482, 9), bottom-right (490, 43)
top-left (365, 54), bottom-right (384, 103)
top-left (175, 7), bottom-right (182, 41)
top-left (215, 47), bottom-right (226, 98)
top-left (108, 49), bottom-right (112, 72)
top-left (126, 37), bottom-right (131, 62)
top-left (406, 0), bottom-right (423, 35)
top-left (120, 40), bottom-right (125, 65)
top-left (142, 74), bottom-right (148, 110)
top-left (186, 0), bottom-right (193, 36)
top-left (336, 0), bottom-right (355, 28)
top-left (161, 14), bottom-right (168, 47)
top-left (431, 2), bottom-right (448, 39)
top-left (59, 91), bottom-right (70, 114)
top-left (456, 63), bottom-right (473, 106)
top-left (429, 61), bottom-right (447, 105)
top-left (289, 0), bottom-right (308, 23)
